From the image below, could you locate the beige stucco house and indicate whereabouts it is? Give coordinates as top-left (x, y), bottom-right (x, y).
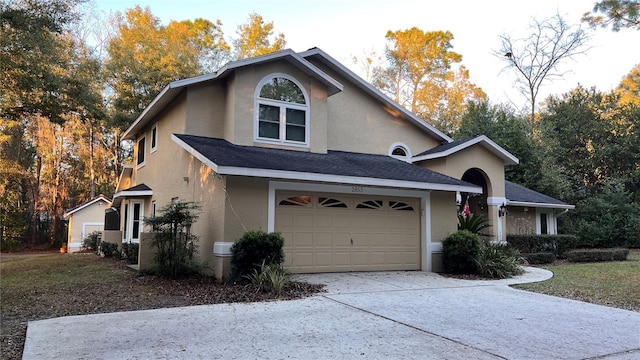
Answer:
top-left (104, 48), bottom-right (572, 280)
top-left (64, 195), bottom-right (111, 253)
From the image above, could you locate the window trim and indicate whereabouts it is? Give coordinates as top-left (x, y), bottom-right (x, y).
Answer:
top-left (388, 142), bottom-right (412, 163)
top-left (136, 136), bottom-right (146, 168)
top-left (254, 73), bottom-right (310, 147)
top-left (150, 123), bottom-right (158, 153)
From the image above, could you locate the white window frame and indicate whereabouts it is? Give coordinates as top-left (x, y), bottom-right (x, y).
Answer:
top-left (150, 123), bottom-right (158, 153)
top-left (136, 136), bottom-right (146, 169)
top-left (125, 200), bottom-right (144, 243)
top-left (254, 73), bottom-right (310, 147)
top-left (536, 209), bottom-right (557, 235)
top-left (388, 142), bottom-right (412, 163)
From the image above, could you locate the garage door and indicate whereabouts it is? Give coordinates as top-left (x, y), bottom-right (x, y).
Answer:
top-left (275, 192), bottom-right (421, 273)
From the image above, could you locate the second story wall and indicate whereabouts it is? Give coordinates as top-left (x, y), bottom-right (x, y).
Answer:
top-left (185, 83), bottom-right (226, 138)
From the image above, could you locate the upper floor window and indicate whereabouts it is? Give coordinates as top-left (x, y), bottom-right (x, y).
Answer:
top-left (255, 74), bottom-right (309, 146)
top-left (137, 136), bottom-right (146, 167)
top-left (388, 142), bottom-right (411, 162)
top-left (150, 124), bottom-right (158, 153)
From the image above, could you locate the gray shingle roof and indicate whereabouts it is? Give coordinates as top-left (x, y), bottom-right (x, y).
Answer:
top-left (121, 184), bottom-right (152, 192)
top-left (414, 137), bottom-right (476, 157)
top-left (505, 181), bottom-right (571, 206)
top-left (174, 134), bottom-right (477, 189)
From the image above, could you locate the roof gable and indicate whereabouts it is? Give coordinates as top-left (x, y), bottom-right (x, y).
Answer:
top-left (63, 195), bottom-right (112, 219)
top-left (122, 49), bottom-right (343, 140)
top-left (412, 135), bottom-right (519, 166)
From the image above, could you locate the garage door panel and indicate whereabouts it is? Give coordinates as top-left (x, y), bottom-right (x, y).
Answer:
top-left (277, 192), bottom-right (420, 273)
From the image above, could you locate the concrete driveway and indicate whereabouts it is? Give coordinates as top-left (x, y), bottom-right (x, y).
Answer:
top-left (23, 268), bottom-right (640, 360)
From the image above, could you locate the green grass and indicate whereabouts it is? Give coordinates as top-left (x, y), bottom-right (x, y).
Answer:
top-left (514, 251), bottom-right (640, 311)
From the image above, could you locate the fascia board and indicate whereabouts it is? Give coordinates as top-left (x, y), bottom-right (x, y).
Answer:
top-left (506, 200), bottom-right (575, 210)
top-left (412, 135), bottom-right (519, 165)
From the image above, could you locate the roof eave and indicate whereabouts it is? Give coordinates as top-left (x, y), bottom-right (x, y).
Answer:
top-left (412, 135), bottom-right (519, 165)
top-left (506, 200), bottom-right (575, 210)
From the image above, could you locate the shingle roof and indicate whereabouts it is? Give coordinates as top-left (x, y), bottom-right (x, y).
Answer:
top-left (414, 137), bottom-right (475, 157)
top-left (121, 184), bottom-right (152, 192)
top-left (173, 134), bottom-right (479, 191)
top-left (505, 181), bottom-right (573, 208)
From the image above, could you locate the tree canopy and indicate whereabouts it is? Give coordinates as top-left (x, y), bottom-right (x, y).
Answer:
top-left (232, 13), bottom-right (286, 59)
top-left (582, 0), bottom-right (640, 31)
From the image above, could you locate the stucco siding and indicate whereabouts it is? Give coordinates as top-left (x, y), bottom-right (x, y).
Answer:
top-left (309, 61), bottom-right (441, 156)
top-left (66, 201), bottom-right (109, 252)
top-left (223, 176), bottom-right (269, 242)
top-left (506, 206), bottom-right (536, 235)
top-left (430, 191), bottom-right (458, 243)
top-left (185, 83), bottom-right (226, 138)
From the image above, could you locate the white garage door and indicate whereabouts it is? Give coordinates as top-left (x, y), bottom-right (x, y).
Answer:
top-left (275, 192), bottom-right (421, 273)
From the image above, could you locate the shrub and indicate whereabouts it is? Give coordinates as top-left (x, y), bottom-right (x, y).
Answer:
top-left (442, 230), bottom-right (481, 274)
top-left (507, 234), bottom-right (579, 258)
top-left (82, 231), bottom-right (102, 252)
top-left (100, 242), bottom-right (119, 258)
top-left (565, 248), bottom-right (629, 263)
top-left (244, 260), bottom-right (290, 295)
top-left (474, 242), bottom-right (524, 279)
top-left (121, 242), bottom-right (139, 264)
top-left (230, 230), bottom-right (285, 280)
top-left (524, 252), bottom-right (556, 265)
top-left (145, 201), bottom-right (201, 279)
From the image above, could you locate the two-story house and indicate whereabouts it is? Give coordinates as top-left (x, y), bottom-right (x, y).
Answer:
top-left (104, 48), bottom-right (573, 280)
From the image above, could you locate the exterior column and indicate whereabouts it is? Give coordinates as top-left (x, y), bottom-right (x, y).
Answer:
top-left (487, 197), bottom-right (507, 242)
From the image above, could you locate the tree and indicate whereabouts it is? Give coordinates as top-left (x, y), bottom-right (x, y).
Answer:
top-left (455, 101), bottom-right (567, 198)
top-left (374, 27), bottom-right (485, 134)
top-left (105, 6), bottom-right (229, 131)
top-left (232, 13), bottom-right (286, 59)
top-left (497, 13), bottom-right (590, 125)
top-left (616, 63), bottom-right (640, 105)
top-left (582, 0), bottom-right (640, 31)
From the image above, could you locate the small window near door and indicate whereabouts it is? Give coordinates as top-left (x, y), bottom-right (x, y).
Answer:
top-left (540, 213), bottom-right (548, 235)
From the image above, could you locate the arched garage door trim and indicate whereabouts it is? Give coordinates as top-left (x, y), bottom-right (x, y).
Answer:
top-left (268, 181), bottom-right (433, 271)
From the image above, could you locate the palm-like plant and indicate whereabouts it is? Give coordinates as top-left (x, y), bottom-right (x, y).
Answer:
top-left (458, 213), bottom-right (492, 236)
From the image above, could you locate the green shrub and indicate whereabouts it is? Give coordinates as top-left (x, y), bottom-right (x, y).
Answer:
top-left (565, 248), bottom-right (629, 262)
top-left (100, 242), bottom-right (119, 258)
top-left (474, 242), bottom-right (524, 279)
top-left (145, 201), bottom-right (201, 279)
top-left (507, 234), bottom-right (579, 258)
top-left (524, 252), bottom-right (556, 265)
top-left (82, 231), bottom-right (102, 252)
top-left (442, 230), bottom-right (481, 274)
top-left (230, 230), bottom-right (285, 280)
top-left (244, 260), bottom-right (290, 295)
top-left (121, 242), bottom-right (139, 264)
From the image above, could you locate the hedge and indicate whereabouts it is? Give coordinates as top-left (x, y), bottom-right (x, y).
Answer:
top-left (524, 252), bottom-right (556, 265)
top-left (507, 234), bottom-right (579, 258)
top-left (565, 248), bottom-right (629, 263)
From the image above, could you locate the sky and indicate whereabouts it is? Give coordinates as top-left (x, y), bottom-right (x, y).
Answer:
top-left (95, 0), bottom-right (640, 109)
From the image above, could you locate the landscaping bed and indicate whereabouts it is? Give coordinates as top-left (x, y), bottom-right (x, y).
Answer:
top-left (0, 254), bottom-right (324, 360)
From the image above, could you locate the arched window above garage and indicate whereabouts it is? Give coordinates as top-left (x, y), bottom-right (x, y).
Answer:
top-left (388, 142), bottom-right (412, 162)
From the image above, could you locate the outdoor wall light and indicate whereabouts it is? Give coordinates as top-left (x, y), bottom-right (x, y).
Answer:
top-left (498, 203), bottom-right (507, 217)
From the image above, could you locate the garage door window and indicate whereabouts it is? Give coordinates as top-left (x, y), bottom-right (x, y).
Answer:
top-left (389, 201), bottom-right (415, 211)
top-left (356, 200), bottom-right (383, 209)
top-left (279, 196), bottom-right (312, 206)
top-left (319, 197), bottom-right (348, 208)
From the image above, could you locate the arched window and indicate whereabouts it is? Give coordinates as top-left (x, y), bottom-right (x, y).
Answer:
top-left (255, 74), bottom-right (309, 146)
top-left (388, 142), bottom-right (412, 162)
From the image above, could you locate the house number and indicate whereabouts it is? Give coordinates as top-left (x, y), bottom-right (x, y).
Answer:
top-left (351, 185), bottom-right (364, 193)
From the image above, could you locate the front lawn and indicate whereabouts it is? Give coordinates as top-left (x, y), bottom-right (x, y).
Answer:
top-left (513, 250), bottom-right (640, 312)
top-left (0, 253), bottom-right (323, 360)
